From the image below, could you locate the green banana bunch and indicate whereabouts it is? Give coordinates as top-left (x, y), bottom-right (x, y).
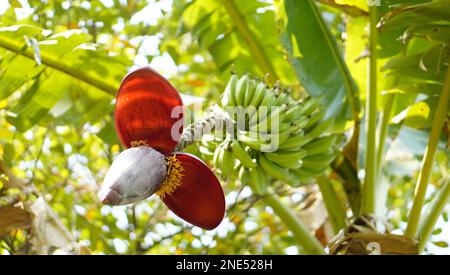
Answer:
top-left (202, 73), bottom-right (340, 193)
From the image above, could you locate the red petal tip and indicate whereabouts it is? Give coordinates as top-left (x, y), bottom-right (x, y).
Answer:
top-left (161, 153), bottom-right (225, 230)
top-left (115, 67), bottom-right (184, 154)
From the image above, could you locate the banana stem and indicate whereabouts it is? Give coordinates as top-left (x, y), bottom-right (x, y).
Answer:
top-left (417, 177), bottom-right (450, 252)
top-left (375, 42), bottom-right (410, 185)
top-left (175, 106), bottom-right (233, 151)
top-left (261, 190), bottom-right (326, 255)
top-left (361, 6), bottom-right (378, 215)
top-left (405, 62), bottom-right (450, 237)
top-left (331, 155), bottom-right (361, 215)
top-left (375, 92), bottom-right (395, 179)
top-left (316, 175), bottom-right (347, 234)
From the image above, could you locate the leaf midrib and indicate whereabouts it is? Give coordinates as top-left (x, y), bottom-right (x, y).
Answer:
top-left (221, 0), bottom-right (278, 82)
top-left (305, 0), bottom-right (360, 117)
top-left (0, 33), bottom-right (117, 96)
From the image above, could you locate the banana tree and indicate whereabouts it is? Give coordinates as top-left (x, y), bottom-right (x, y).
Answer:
top-left (1, 0), bottom-right (449, 255)
top-left (114, 0), bottom-right (449, 254)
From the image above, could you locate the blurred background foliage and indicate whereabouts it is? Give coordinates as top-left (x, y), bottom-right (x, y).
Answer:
top-left (0, 0), bottom-right (448, 254)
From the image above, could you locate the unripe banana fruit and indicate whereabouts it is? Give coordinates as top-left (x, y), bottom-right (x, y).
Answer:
top-left (201, 73), bottom-right (339, 193)
top-left (220, 143), bottom-right (234, 177)
top-left (221, 73), bottom-right (238, 107)
top-left (231, 140), bottom-right (256, 168)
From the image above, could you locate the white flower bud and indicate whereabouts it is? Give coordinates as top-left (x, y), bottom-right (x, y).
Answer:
top-left (99, 146), bottom-right (167, 205)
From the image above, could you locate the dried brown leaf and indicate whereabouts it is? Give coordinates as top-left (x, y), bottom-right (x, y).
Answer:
top-left (0, 206), bottom-right (32, 236)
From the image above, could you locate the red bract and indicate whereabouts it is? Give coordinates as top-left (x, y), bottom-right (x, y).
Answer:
top-left (109, 67), bottom-right (225, 230)
top-left (115, 67), bottom-right (183, 155)
top-left (161, 153), bottom-right (225, 230)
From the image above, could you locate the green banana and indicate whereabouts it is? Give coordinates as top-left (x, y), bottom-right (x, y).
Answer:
top-left (278, 132), bottom-right (312, 150)
top-left (221, 144), bottom-right (234, 177)
top-left (238, 126), bottom-right (291, 147)
top-left (272, 85), bottom-right (281, 96)
top-left (266, 149), bottom-right (307, 163)
top-left (199, 145), bottom-right (214, 157)
top-left (238, 166), bottom-right (251, 185)
top-left (263, 131), bottom-right (291, 146)
top-left (283, 104), bottom-right (303, 122)
top-left (298, 161), bottom-right (329, 175)
top-left (213, 144), bottom-right (224, 172)
top-left (250, 105), bottom-right (288, 132)
top-left (235, 74), bottom-right (249, 106)
top-left (230, 140), bottom-right (256, 168)
top-left (304, 111), bottom-right (325, 129)
top-left (264, 152), bottom-right (302, 169)
top-left (234, 160), bottom-right (242, 170)
top-left (237, 130), bottom-right (270, 142)
top-left (258, 153), bottom-right (296, 185)
top-left (302, 153), bottom-right (334, 166)
top-left (290, 116), bottom-right (310, 129)
top-left (221, 73), bottom-right (238, 107)
top-left (303, 135), bottom-right (337, 155)
top-left (277, 122), bottom-right (297, 133)
top-left (260, 89), bottom-right (277, 106)
top-left (265, 148), bottom-right (307, 169)
top-left (304, 118), bottom-right (332, 139)
top-left (276, 90), bottom-right (290, 106)
top-left (248, 106), bottom-right (266, 126)
top-left (244, 78), bottom-right (257, 107)
top-left (299, 97), bottom-right (322, 116)
top-left (249, 82), bottom-right (267, 107)
top-left (249, 167), bottom-right (269, 195)
top-left (201, 135), bottom-right (220, 149)
top-left (237, 130), bottom-right (270, 150)
top-left (245, 105), bottom-right (258, 123)
top-left (291, 169), bottom-right (315, 185)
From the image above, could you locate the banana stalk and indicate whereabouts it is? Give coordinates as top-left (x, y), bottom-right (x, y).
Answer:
top-left (405, 62), bottom-right (450, 237)
top-left (261, 189), bottom-right (326, 255)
